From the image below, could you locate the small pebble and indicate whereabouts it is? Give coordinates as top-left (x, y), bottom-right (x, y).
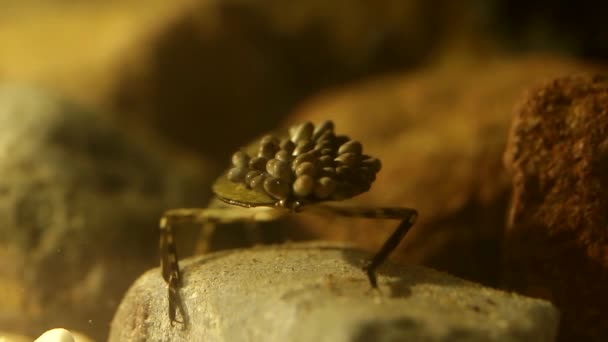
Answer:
top-left (293, 175), bottom-right (314, 197)
top-left (249, 156), bottom-right (267, 171)
top-left (35, 328), bottom-right (75, 342)
top-left (295, 161), bottom-right (317, 177)
top-left (314, 177), bottom-right (336, 199)
top-left (231, 151), bottom-right (250, 168)
top-left (338, 140), bottom-right (362, 155)
top-left (335, 152), bottom-right (359, 166)
top-left (290, 121), bottom-right (314, 142)
top-left (227, 167), bottom-right (248, 182)
top-left (263, 177), bottom-right (290, 199)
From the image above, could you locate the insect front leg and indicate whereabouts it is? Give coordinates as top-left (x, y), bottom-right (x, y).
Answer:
top-left (159, 214), bottom-right (186, 325)
top-left (302, 205), bottom-right (418, 288)
top-left (159, 206), bottom-right (287, 325)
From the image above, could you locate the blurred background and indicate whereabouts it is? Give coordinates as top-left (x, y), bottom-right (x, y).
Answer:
top-left (0, 0), bottom-right (606, 340)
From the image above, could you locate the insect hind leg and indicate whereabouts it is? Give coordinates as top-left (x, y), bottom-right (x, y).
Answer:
top-left (364, 211), bottom-right (418, 287)
top-left (302, 204), bottom-right (418, 288)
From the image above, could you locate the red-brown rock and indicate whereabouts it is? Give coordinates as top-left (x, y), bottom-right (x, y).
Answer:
top-left (286, 56), bottom-right (599, 286)
top-left (503, 74), bottom-right (608, 341)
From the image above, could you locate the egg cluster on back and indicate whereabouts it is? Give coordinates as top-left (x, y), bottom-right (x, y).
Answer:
top-left (226, 121), bottom-right (381, 203)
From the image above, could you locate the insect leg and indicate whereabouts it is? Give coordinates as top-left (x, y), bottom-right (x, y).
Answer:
top-left (159, 206), bottom-right (287, 324)
top-left (302, 205), bottom-right (418, 287)
top-left (364, 211), bottom-right (417, 287)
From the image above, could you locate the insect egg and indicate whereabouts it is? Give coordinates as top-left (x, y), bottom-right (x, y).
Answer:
top-left (263, 177), bottom-right (290, 199)
top-left (293, 175), bottom-right (314, 197)
top-left (338, 140), bottom-right (362, 155)
top-left (227, 167), bottom-right (247, 182)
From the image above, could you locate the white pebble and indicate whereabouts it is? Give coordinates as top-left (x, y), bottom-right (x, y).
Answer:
top-left (35, 329), bottom-right (75, 342)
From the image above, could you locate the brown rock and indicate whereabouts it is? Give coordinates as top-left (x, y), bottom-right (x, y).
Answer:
top-left (104, 0), bottom-right (455, 162)
top-left (286, 56), bottom-right (600, 286)
top-left (0, 85), bottom-right (217, 341)
top-left (503, 74), bottom-right (608, 341)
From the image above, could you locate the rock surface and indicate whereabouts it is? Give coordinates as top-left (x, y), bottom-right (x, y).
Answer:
top-left (285, 56), bottom-right (601, 286)
top-left (0, 84), bottom-right (216, 341)
top-left (110, 242), bottom-right (558, 342)
top-left (503, 74), bottom-right (608, 341)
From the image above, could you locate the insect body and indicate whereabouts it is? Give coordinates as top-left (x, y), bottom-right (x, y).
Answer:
top-left (159, 120), bottom-right (418, 324)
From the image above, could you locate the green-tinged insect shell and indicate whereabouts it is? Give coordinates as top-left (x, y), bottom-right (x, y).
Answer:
top-left (275, 150), bottom-right (291, 162)
top-left (245, 170), bottom-right (264, 187)
top-left (293, 140), bottom-right (314, 156)
top-left (280, 139), bottom-right (295, 154)
top-left (227, 167), bottom-right (248, 182)
top-left (334, 152), bottom-right (359, 167)
top-left (314, 177), bottom-right (336, 199)
top-left (290, 121), bottom-right (314, 143)
top-left (312, 120), bottom-right (334, 140)
top-left (249, 156), bottom-right (267, 171)
top-left (295, 161), bottom-right (317, 177)
top-left (264, 177), bottom-right (290, 199)
top-left (338, 140), bottom-right (362, 155)
top-left (266, 158), bottom-right (291, 180)
top-left (231, 151), bottom-right (250, 168)
top-left (361, 157), bottom-right (382, 173)
top-left (293, 175), bottom-right (314, 197)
